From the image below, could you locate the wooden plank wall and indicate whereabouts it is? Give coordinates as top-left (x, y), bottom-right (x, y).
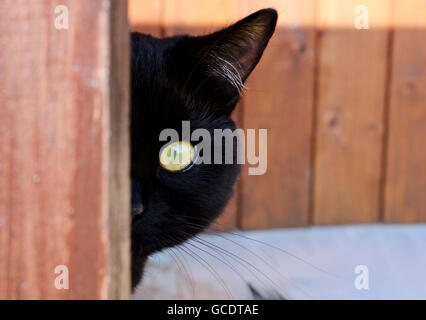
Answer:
top-left (129, 0), bottom-right (426, 229)
top-left (240, 0), bottom-right (315, 229)
top-left (385, 0), bottom-right (426, 223)
top-left (314, 0), bottom-right (390, 224)
top-left (0, 0), bottom-right (130, 299)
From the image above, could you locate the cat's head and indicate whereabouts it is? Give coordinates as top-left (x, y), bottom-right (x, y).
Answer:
top-left (130, 9), bottom-right (277, 256)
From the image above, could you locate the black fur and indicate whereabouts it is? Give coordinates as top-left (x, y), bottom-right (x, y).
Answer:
top-left (130, 9), bottom-right (277, 289)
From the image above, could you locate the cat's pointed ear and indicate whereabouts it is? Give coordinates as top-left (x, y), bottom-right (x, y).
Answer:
top-left (198, 8), bottom-right (278, 89)
top-left (172, 9), bottom-right (277, 114)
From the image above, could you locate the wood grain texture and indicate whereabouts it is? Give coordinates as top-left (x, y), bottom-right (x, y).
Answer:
top-left (240, 0), bottom-right (316, 229)
top-left (313, 0), bottom-right (390, 225)
top-left (0, 0), bottom-right (130, 299)
top-left (384, 0), bottom-right (426, 223)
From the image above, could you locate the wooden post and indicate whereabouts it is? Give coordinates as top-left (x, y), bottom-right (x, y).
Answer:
top-left (240, 0), bottom-right (316, 229)
top-left (0, 0), bottom-right (130, 299)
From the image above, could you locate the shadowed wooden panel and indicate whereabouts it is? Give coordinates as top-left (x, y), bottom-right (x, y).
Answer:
top-left (384, 0), bottom-right (426, 223)
top-left (163, 0), bottom-right (243, 231)
top-left (0, 0), bottom-right (130, 299)
top-left (240, 0), bottom-right (315, 229)
top-left (108, 0), bottom-right (131, 299)
top-left (313, 0), bottom-right (390, 225)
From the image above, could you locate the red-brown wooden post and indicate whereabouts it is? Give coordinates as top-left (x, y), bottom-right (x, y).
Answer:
top-left (0, 0), bottom-right (130, 299)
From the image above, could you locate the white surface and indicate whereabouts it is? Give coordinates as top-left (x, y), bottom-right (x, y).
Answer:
top-left (133, 224), bottom-right (426, 300)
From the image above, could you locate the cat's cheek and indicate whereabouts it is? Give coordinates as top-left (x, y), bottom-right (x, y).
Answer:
top-left (155, 164), bottom-right (200, 188)
top-left (156, 166), bottom-right (173, 186)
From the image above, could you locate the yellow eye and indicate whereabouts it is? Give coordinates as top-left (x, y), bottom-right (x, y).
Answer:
top-left (159, 141), bottom-right (196, 172)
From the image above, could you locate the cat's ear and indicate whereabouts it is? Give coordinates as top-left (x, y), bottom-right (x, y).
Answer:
top-left (173, 9), bottom-right (277, 114)
top-left (198, 8), bottom-right (278, 88)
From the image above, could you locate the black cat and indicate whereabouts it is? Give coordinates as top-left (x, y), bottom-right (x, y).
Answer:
top-left (130, 8), bottom-right (277, 289)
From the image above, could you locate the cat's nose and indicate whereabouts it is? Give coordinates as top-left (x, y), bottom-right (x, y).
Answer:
top-left (132, 203), bottom-right (144, 216)
top-left (131, 177), bottom-right (145, 217)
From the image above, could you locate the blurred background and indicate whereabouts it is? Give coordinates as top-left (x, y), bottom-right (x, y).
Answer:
top-left (129, 0), bottom-right (426, 300)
